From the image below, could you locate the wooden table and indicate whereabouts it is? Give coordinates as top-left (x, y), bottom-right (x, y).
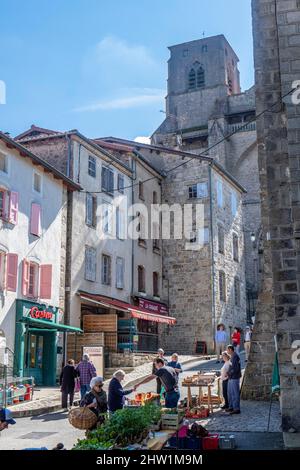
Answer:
top-left (182, 381), bottom-right (215, 414)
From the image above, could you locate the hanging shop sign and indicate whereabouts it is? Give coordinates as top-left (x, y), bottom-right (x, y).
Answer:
top-left (138, 298), bottom-right (169, 315)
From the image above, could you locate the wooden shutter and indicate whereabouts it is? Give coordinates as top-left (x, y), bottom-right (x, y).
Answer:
top-left (6, 253), bottom-right (18, 292)
top-left (22, 259), bottom-right (30, 296)
top-left (40, 265), bottom-right (52, 299)
top-left (30, 203), bottom-right (41, 236)
top-left (8, 191), bottom-right (19, 224)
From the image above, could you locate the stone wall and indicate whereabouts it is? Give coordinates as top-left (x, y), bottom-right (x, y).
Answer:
top-left (242, 0), bottom-right (300, 447)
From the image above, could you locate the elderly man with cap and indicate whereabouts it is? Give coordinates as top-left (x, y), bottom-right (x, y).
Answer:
top-left (0, 408), bottom-right (16, 431)
top-left (80, 376), bottom-right (107, 428)
top-left (76, 353), bottom-right (97, 399)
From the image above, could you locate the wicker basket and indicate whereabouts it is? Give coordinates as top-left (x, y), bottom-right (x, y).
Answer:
top-left (68, 407), bottom-right (98, 430)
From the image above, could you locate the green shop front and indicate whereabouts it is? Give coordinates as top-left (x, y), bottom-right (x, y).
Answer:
top-left (14, 299), bottom-right (82, 386)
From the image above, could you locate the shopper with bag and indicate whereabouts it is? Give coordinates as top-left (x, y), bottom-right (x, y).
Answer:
top-left (80, 376), bottom-right (108, 429)
top-left (60, 359), bottom-right (79, 411)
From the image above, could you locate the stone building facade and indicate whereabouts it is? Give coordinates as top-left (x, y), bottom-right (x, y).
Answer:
top-left (0, 131), bottom-right (80, 385)
top-left (152, 35), bottom-right (261, 321)
top-left (103, 138), bottom-right (247, 354)
top-left (241, 0), bottom-right (300, 449)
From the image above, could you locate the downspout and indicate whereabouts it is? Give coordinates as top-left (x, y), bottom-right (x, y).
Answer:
top-left (131, 159), bottom-right (137, 352)
top-left (209, 164), bottom-right (216, 354)
top-left (66, 134), bottom-right (71, 178)
top-left (77, 143), bottom-right (82, 184)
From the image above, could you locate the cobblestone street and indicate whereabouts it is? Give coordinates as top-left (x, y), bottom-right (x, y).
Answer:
top-left (0, 356), bottom-right (283, 450)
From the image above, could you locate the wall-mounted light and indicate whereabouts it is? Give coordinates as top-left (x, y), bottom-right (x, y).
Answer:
top-left (250, 232), bottom-right (256, 243)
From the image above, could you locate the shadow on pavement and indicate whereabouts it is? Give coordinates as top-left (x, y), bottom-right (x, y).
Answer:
top-left (30, 411), bottom-right (69, 422)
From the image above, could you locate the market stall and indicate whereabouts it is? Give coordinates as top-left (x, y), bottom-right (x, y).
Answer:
top-left (0, 376), bottom-right (34, 407)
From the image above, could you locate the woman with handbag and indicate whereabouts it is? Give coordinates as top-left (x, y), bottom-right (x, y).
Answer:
top-left (80, 376), bottom-right (108, 430)
top-left (60, 359), bottom-right (79, 411)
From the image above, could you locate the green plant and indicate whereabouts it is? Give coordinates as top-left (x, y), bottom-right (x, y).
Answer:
top-left (73, 403), bottom-right (162, 450)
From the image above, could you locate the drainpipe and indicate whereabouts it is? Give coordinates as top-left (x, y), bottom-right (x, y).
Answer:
top-left (77, 143), bottom-right (82, 184)
top-left (66, 134), bottom-right (72, 178)
top-left (209, 164), bottom-right (216, 354)
top-left (130, 159), bottom-right (137, 352)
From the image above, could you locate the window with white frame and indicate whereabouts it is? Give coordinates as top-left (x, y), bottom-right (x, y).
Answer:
top-left (116, 207), bottom-right (126, 239)
top-left (102, 167), bottom-right (114, 194)
top-left (0, 152), bottom-right (8, 174)
top-left (217, 180), bottom-right (223, 207)
top-left (0, 189), bottom-right (7, 219)
top-left (231, 191), bottom-right (238, 216)
top-left (116, 257), bottom-right (125, 289)
top-left (86, 193), bottom-right (97, 228)
top-left (88, 155), bottom-right (96, 178)
top-left (118, 174), bottom-right (125, 194)
top-left (85, 246), bottom-right (96, 282)
top-left (188, 182), bottom-right (208, 199)
top-left (0, 251), bottom-right (5, 291)
top-left (28, 262), bottom-right (39, 298)
top-left (102, 201), bottom-right (113, 235)
top-left (189, 227), bottom-right (210, 245)
top-left (102, 254), bottom-right (111, 285)
top-left (33, 172), bottom-right (42, 193)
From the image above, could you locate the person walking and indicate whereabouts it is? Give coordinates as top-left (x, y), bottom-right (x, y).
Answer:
top-left (136, 358), bottom-right (180, 409)
top-left (244, 326), bottom-right (252, 362)
top-left (0, 408), bottom-right (16, 432)
top-left (80, 376), bottom-right (107, 428)
top-left (215, 324), bottom-right (227, 363)
top-left (168, 353), bottom-right (183, 375)
top-left (108, 370), bottom-right (135, 413)
top-left (231, 327), bottom-right (241, 356)
top-left (76, 353), bottom-right (97, 399)
top-left (220, 351), bottom-right (231, 410)
top-left (60, 359), bottom-right (79, 410)
top-left (226, 345), bottom-right (242, 415)
top-left (152, 348), bottom-right (168, 396)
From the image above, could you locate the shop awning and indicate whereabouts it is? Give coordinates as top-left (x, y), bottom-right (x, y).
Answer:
top-left (78, 292), bottom-right (176, 325)
top-left (19, 317), bottom-right (83, 333)
top-left (129, 308), bottom-right (176, 325)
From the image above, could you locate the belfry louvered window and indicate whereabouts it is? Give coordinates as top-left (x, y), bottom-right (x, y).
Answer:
top-left (197, 67), bottom-right (205, 88)
top-left (188, 68), bottom-right (196, 89)
top-left (188, 65), bottom-right (205, 90)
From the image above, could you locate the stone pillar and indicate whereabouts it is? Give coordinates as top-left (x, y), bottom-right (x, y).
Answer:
top-left (243, 0), bottom-right (300, 448)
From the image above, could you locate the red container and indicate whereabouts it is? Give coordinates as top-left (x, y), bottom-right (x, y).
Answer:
top-left (202, 434), bottom-right (219, 450)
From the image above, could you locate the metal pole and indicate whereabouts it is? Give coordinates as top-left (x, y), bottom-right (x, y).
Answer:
top-left (267, 393), bottom-right (273, 432)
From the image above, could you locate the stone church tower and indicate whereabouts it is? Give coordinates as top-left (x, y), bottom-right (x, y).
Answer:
top-left (152, 34), bottom-right (262, 322)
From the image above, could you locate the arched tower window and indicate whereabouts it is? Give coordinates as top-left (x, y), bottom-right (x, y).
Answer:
top-left (188, 65), bottom-right (205, 90)
top-left (188, 68), bottom-right (196, 90)
top-left (197, 66), bottom-right (205, 88)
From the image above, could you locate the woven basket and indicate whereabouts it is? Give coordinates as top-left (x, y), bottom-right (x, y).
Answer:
top-left (68, 407), bottom-right (98, 430)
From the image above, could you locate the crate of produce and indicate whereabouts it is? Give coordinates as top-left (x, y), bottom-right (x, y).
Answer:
top-left (202, 433), bottom-right (219, 450)
top-left (161, 412), bottom-right (183, 430)
top-left (186, 407), bottom-right (209, 419)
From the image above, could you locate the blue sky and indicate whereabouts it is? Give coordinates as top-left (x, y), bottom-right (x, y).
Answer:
top-left (0, 0), bottom-right (253, 140)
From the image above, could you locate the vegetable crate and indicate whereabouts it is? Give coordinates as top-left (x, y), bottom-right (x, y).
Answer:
top-left (161, 413), bottom-right (183, 430)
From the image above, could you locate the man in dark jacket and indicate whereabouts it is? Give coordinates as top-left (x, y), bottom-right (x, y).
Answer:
top-left (136, 358), bottom-right (180, 408)
top-left (60, 359), bottom-right (79, 410)
top-left (226, 345), bottom-right (242, 415)
top-left (108, 370), bottom-right (135, 413)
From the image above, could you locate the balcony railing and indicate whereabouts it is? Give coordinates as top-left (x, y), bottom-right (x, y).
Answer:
top-left (228, 122), bottom-right (256, 133)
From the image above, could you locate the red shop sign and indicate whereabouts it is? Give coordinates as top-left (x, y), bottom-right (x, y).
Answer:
top-left (138, 298), bottom-right (169, 315)
top-left (29, 306), bottom-right (54, 321)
